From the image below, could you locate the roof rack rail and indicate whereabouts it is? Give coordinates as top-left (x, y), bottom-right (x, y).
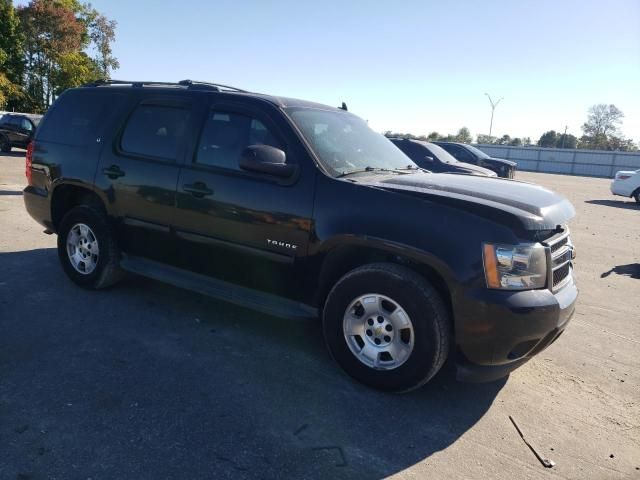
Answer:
top-left (82, 79), bottom-right (248, 93)
top-left (178, 79), bottom-right (248, 92)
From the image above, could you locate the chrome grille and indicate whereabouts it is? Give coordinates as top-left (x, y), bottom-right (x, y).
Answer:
top-left (543, 227), bottom-right (573, 290)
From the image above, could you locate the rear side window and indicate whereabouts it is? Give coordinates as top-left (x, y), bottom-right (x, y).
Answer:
top-left (36, 91), bottom-right (119, 146)
top-left (121, 105), bottom-right (190, 161)
top-left (195, 110), bottom-right (282, 170)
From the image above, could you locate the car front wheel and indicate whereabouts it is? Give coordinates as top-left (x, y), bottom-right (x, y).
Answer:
top-left (322, 263), bottom-right (450, 392)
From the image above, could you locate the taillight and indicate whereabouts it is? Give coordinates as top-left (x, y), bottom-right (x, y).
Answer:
top-left (617, 175), bottom-right (630, 180)
top-left (26, 141), bottom-right (34, 185)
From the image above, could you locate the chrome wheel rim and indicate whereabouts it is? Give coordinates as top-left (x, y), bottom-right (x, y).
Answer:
top-left (66, 223), bottom-right (99, 275)
top-left (343, 294), bottom-right (415, 370)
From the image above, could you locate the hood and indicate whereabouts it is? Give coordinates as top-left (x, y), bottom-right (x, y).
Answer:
top-left (367, 172), bottom-right (575, 231)
top-left (487, 157), bottom-right (518, 167)
top-left (450, 162), bottom-right (497, 177)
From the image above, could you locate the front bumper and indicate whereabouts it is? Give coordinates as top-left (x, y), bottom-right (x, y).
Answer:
top-left (454, 274), bottom-right (577, 382)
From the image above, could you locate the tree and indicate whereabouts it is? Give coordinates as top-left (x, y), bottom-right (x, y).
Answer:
top-left (582, 104), bottom-right (623, 138)
top-left (476, 134), bottom-right (496, 145)
top-left (455, 127), bottom-right (472, 143)
top-left (426, 131), bottom-right (440, 141)
top-left (509, 137), bottom-right (523, 146)
top-left (0, 0), bottom-right (25, 109)
top-left (556, 133), bottom-right (577, 149)
top-left (538, 130), bottom-right (558, 148)
top-left (18, 0), bottom-right (85, 110)
top-left (89, 13), bottom-right (119, 78)
top-left (52, 50), bottom-right (100, 94)
top-left (496, 134), bottom-right (511, 145)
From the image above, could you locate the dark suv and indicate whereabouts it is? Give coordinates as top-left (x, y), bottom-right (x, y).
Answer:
top-left (389, 138), bottom-right (497, 176)
top-left (0, 113), bottom-right (41, 152)
top-left (24, 80), bottom-right (577, 392)
top-left (433, 141), bottom-right (517, 178)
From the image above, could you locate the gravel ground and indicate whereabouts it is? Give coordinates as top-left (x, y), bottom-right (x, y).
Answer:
top-left (1, 152), bottom-right (638, 480)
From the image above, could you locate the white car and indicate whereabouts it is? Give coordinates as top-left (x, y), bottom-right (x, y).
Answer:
top-left (611, 169), bottom-right (640, 204)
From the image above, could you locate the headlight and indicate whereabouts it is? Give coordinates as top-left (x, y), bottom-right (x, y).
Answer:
top-left (483, 243), bottom-right (547, 290)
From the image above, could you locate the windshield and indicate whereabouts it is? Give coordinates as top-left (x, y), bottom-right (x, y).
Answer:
top-left (288, 108), bottom-right (417, 176)
top-left (426, 143), bottom-right (458, 164)
top-left (464, 144), bottom-right (491, 159)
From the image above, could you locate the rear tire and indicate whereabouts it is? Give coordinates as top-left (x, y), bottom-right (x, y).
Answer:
top-left (322, 263), bottom-right (450, 392)
top-left (633, 189), bottom-right (640, 204)
top-left (57, 205), bottom-right (123, 289)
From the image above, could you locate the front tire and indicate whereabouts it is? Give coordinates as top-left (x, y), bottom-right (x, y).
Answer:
top-left (57, 205), bottom-right (123, 289)
top-left (323, 263), bottom-right (450, 392)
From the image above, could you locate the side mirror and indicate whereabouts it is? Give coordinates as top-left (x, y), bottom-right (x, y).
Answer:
top-left (239, 145), bottom-right (296, 178)
top-left (424, 156), bottom-right (435, 163)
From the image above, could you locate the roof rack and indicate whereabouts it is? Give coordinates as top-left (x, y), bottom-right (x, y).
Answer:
top-left (82, 79), bottom-right (248, 93)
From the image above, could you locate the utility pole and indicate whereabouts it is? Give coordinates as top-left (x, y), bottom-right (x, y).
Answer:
top-left (484, 93), bottom-right (503, 137)
top-left (560, 125), bottom-right (568, 148)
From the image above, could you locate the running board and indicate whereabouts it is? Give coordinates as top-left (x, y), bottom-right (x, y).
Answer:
top-left (120, 255), bottom-right (318, 320)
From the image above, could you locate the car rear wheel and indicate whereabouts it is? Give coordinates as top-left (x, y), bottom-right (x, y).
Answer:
top-left (322, 263), bottom-right (450, 392)
top-left (57, 205), bottom-right (123, 289)
top-left (633, 189), bottom-right (640, 204)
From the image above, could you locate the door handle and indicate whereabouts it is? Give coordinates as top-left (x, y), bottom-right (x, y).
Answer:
top-left (183, 182), bottom-right (213, 197)
top-left (102, 165), bottom-right (125, 179)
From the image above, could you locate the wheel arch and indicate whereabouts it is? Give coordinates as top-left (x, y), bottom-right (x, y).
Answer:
top-left (51, 182), bottom-right (109, 231)
top-left (313, 237), bottom-right (456, 320)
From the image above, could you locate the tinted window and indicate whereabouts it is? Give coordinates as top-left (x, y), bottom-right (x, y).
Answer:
top-left (9, 116), bottom-right (22, 126)
top-left (20, 118), bottom-right (33, 132)
top-left (36, 91), bottom-right (120, 146)
top-left (121, 105), bottom-right (191, 161)
top-left (195, 110), bottom-right (282, 170)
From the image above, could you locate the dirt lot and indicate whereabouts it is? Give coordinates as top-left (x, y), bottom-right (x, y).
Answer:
top-left (1, 152), bottom-right (638, 480)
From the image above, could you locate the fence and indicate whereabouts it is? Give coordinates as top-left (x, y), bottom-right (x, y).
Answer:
top-left (474, 144), bottom-right (640, 178)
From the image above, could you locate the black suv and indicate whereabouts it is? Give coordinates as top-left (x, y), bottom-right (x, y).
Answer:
top-left (24, 80), bottom-right (577, 392)
top-left (0, 113), bottom-right (41, 152)
top-left (433, 141), bottom-right (517, 178)
top-left (389, 138), bottom-right (497, 176)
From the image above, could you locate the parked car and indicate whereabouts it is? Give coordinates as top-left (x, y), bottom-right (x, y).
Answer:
top-left (433, 141), bottom-right (517, 178)
top-left (0, 113), bottom-right (42, 152)
top-left (611, 169), bottom-right (640, 203)
top-left (23, 79), bottom-right (577, 392)
top-left (389, 138), bottom-right (497, 176)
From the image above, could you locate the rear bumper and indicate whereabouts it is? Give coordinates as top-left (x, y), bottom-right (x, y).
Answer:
top-left (454, 275), bottom-right (577, 382)
top-left (23, 185), bottom-right (53, 230)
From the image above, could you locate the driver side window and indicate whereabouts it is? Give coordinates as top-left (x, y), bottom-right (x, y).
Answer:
top-left (195, 111), bottom-right (282, 170)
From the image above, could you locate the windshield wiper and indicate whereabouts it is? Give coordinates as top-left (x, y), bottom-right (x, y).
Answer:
top-left (336, 166), bottom-right (392, 178)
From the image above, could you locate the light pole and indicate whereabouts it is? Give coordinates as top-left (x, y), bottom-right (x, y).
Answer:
top-left (485, 93), bottom-right (503, 137)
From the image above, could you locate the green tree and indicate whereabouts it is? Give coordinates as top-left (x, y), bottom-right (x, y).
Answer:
top-left (537, 130), bottom-right (558, 148)
top-left (556, 133), bottom-right (577, 149)
top-left (0, 0), bottom-right (25, 109)
top-left (509, 137), bottom-right (523, 146)
top-left (455, 127), bottom-right (472, 143)
top-left (52, 50), bottom-right (100, 94)
top-left (89, 13), bottom-right (119, 78)
top-left (496, 134), bottom-right (511, 145)
top-left (476, 134), bottom-right (496, 144)
top-left (426, 131), bottom-right (440, 141)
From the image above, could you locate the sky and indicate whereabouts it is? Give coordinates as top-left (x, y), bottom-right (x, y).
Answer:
top-left (17, 0), bottom-right (640, 142)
